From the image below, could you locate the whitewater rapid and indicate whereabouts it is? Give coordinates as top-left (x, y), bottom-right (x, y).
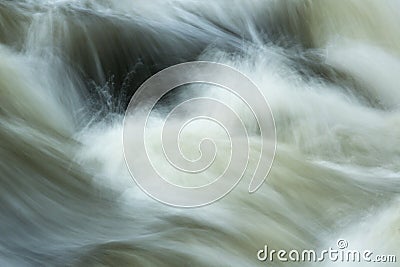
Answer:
top-left (0, 0), bottom-right (399, 266)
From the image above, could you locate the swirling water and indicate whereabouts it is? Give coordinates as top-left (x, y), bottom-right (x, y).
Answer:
top-left (0, 0), bottom-right (399, 266)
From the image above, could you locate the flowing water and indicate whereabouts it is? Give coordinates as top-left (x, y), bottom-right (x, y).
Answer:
top-left (0, 0), bottom-right (399, 266)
